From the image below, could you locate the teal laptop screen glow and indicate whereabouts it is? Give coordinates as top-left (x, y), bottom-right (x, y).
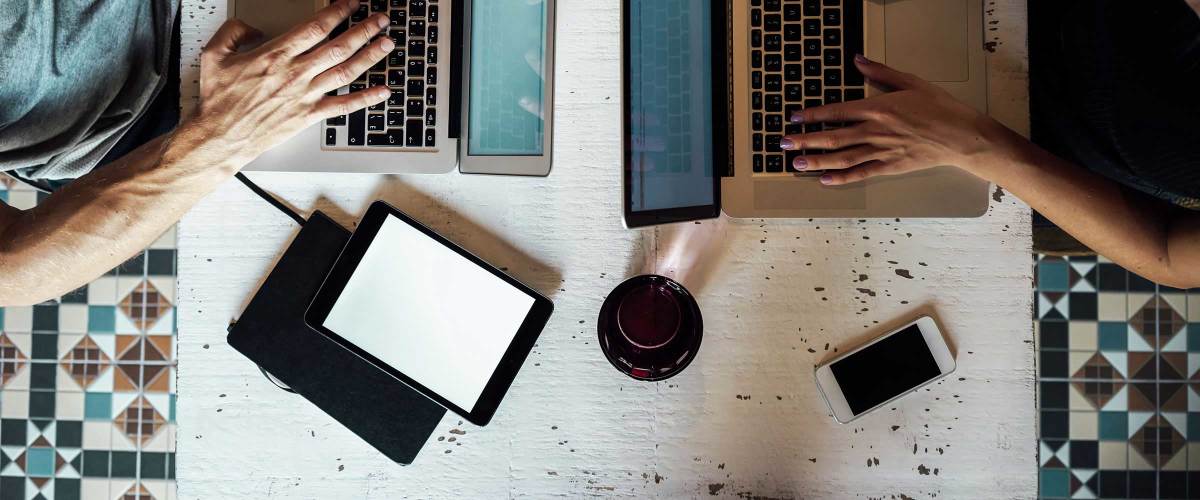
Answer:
top-left (468, 0), bottom-right (548, 156)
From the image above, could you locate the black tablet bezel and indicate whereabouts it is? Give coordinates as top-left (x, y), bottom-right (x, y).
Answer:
top-left (621, 0), bottom-right (729, 228)
top-left (304, 201), bottom-right (554, 426)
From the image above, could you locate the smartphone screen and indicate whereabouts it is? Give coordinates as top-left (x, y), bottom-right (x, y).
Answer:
top-left (829, 324), bottom-right (943, 415)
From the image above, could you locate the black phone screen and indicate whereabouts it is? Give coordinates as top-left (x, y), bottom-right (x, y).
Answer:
top-left (830, 324), bottom-right (942, 415)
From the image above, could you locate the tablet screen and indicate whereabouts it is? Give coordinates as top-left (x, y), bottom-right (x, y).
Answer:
top-left (321, 214), bottom-right (537, 412)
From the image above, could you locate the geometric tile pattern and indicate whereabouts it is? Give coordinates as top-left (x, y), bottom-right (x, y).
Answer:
top-left (1036, 254), bottom-right (1200, 499)
top-left (0, 178), bottom-right (177, 500)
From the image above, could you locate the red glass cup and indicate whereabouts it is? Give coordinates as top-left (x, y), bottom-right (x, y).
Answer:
top-left (597, 274), bottom-right (702, 381)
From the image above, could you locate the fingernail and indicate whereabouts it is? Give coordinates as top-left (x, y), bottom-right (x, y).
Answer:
top-left (790, 113), bottom-right (804, 124)
top-left (381, 38), bottom-right (395, 51)
top-left (793, 158), bottom-right (807, 170)
top-left (854, 53), bottom-right (870, 64)
top-left (779, 138), bottom-right (795, 150)
top-left (377, 15), bottom-right (390, 29)
top-left (379, 87), bottom-right (392, 99)
top-left (820, 174), bottom-right (834, 185)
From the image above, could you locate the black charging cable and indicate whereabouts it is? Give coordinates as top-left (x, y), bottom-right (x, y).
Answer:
top-left (233, 171), bottom-right (307, 394)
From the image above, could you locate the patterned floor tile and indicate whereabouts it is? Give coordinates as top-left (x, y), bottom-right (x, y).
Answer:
top-left (0, 179), bottom-right (176, 500)
top-left (1037, 254), bottom-right (1200, 498)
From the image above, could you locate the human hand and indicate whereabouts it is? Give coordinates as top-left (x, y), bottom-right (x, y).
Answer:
top-left (188, 0), bottom-right (393, 169)
top-left (782, 55), bottom-right (1007, 186)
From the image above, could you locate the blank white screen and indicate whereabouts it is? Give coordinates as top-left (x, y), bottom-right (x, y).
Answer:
top-left (323, 215), bottom-right (536, 412)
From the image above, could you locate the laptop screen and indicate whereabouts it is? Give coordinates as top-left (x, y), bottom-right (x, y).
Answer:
top-left (623, 0), bottom-right (726, 225)
top-left (467, 0), bottom-right (549, 156)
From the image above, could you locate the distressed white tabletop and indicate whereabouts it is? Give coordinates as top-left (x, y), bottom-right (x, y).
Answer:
top-left (176, 1), bottom-right (1036, 498)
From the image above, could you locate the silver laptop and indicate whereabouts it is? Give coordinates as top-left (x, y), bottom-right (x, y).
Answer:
top-left (231, 0), bottom-right (555, 176)
top-left (623, 0), bottom-right (989, 226)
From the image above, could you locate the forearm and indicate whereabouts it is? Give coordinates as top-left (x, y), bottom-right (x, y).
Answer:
top-left (0, 121), bottom-right (238, 305)
top-left (973, 125), bottom-right (1200, 287)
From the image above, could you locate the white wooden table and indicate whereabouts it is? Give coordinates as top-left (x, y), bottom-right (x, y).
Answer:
top-left (177, 1), bottom-right (1036, 498)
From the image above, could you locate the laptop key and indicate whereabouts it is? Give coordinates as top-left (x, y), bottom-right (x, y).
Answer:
top-left (803, 0), bottom-right (820, 16)
top-left (390, 9), bottom-right (406, 26)
top-left (785, 150), bottom-right (801, 172)
top-left (408, 59), bottom-right (425, 77)
top-left (766, 154), bottom-right (783, 172)
top-left (753, 133), bottom-right (764, 152)
top-left (368, 114), bottom-right (385, 131)
top-left (427, 25), bottom-right (438, 44)
top-left (406, 119), bottom-right (423, 146)
top-left (823, 8), bottom-right (840, 25)
top-left (428, 5), bottom-right (438, 22)
top-left (348, 109), bottom-right (365, 146)
top-left (426, 69), bottom-right (437, 85)
top-left (785, 84), bottom-right (803, 101)
top-left (388, 69), bottom-right (406, 86)
top-left (351, 5), bottom-right (368, 21)
top-left (425, 108), bottom-right (436, 126)
top-left (824, 89), bottom-right (842, 104)
top-left (824, 68), bottom-right (841, 86)
top-left (426, 87), bottom-right (436, 106)
top-left (752, 29), bottom-right (762, 48)
top-left (752, 91), bottom-right (763, 110)
top-left (764, 34), bottom-right (781, 51)
top-left (369, 73), bottom-right (385, 87)
top-left (765, 94), bottom-right (782, 112)
top-left (804, 59), bottom-right (821, 77)
top-left (408, 19), bottom-right (426, 37)
top-left (752, 71), bottom-right (763, 90)
top-left (824, 29), bottom-right (841, 47)
top-left (388, 89), bottom-right (405, 107)
top-left (751, 9), bottom-right (762, 27)
top-left (409, 0), bottom-right (426, 17)
top-left (803, 19), bottom-right (819, 37)
top-left (784, 64), bottom-right (802, 81)
top-left (765, 134), bottom-right (782, 152)
top-left (427, 46), bottom-right (437, 64)
top-left (783, 5), bottom-right (802, 21)
top-left (766, 114), bottom-right (782, 132)
top-left (389, 30), bottom-right (406, 47)
top-left (424, 128), bottom-right (435, 147)
top-left (804, 39), bottom-right (820, 57)
top-left (407, 78), bottom-right (424, 96)
top-left (407, 99), bottom-right (424, 117)
top-left (845, 88), bottom-right (866, 101)
top-left (752, 112), bottom-right (763, 131)
top-left (843, 0), bottom-right (865, 85)
top-left (387, 110), bottom-right (403, 127)
top-left (408, 39), bottom-right (425, 57)
top-left (784, 24), bottom-right (802, 42)
top-left (326, 115), bottom-right (346, 126)
top-left (765, 54), bottom-right (781, 71)
top-left (803, 78), bottom-right (822, 97)
top-left (804, 98), bottom-right (822, 109)
top-left (765, 74), bottom-right (782, 92)
top-left (752, 50), bottom-right (763, 69)
top-left (388, 49), bottom-right (406, 67)
top-left (325, 128), bottom-right (336, 146)
top-left (753, 154), bottom-right (764, 173)
top-left (764, 14), bottom-right (781, 32)
top-left (823, 48), bottom-right (841, 66)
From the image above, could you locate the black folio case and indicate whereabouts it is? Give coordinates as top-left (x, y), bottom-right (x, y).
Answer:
top-left (226, 211), bottom-right (445, 465)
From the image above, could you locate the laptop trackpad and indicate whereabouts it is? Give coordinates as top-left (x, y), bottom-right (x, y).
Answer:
top-left (754, 179), bottom-right (866, 209)
top-left (883, 0), bottom-right (969, 82)
top-left (234, 0), bottom-right (319, 41)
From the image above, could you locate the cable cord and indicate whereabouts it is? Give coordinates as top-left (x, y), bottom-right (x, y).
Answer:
top-left (234, 172), bottom-right (306, 226)
top-left (231, 172), bottom-right (305, 393)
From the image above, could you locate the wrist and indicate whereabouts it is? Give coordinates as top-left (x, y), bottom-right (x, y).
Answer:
top-left (163, 117), bottom-right (246, 176)
top-left (960, 116), bottom-right (1028, 182)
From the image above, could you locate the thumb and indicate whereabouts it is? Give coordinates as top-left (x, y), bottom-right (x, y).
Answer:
top-left (853, 54), bottom-right (926, 91)
top-left (203, 19), bottom-right (264, 59)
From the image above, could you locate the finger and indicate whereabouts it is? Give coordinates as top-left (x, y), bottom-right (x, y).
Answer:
top-left (298, 12), bottom-right (391, 78)
top-left (793, 145), bottom-right (888, 172)
top-left (791, 100), bottom-right (875, 125)
top-left (818, 160), bottom-right (904, 185)
top-left (312, 85), bottom-right (392, 119)
top-left (310, 35), bottom-right (394, 92)
top-left (524, 48), bottom-right (544, 80)
top-left (780, 126), bottom-right (875, 151)
top-left (853, 54), bottom-right (928, 91)
top-left (271, 0), bottom-right (361, 57)
top-left (202, 19), bottom-right (263, 59)
top-left (518, 96), bottom-right (544, 120)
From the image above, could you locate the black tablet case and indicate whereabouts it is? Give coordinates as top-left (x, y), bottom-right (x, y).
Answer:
top-left (226, 211), bottom-right (446, 465)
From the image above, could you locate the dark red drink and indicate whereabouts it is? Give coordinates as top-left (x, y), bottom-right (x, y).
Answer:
top-left (598, 275), bottom-right (702, 381)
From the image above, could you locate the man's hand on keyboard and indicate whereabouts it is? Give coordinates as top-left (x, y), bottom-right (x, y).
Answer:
top-left (782, 55), bottom-right (1007, 186)
top-left (189, 0), bottom-right (393, 169)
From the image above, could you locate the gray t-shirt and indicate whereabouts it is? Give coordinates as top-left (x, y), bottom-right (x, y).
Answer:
top-left (0, 0), bottom-right (177, 181)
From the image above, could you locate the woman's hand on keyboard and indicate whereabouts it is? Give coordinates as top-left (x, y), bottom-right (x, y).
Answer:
top-left (188, 0), bottom-right (393, 170)
top-left (781, 55), bottom-right (1010, 186)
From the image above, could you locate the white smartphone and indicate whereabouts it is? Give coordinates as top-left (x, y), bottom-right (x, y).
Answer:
top-left (814, 316), bottom-right (956, 423)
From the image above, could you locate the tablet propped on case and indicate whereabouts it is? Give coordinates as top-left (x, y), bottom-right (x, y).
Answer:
top-left (226, 211), bottom-right (446, 465)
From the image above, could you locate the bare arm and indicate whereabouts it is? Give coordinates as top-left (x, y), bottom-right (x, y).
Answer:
top-left (0, 0), bottom-right (393, 305)
top-left (784, 56), bottom-right (1200, 288)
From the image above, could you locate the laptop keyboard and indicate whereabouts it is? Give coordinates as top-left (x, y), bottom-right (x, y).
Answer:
top-left (749, 0), bottom-right (865, 175)
top-left (323, 0), bottom-right (440, 150)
